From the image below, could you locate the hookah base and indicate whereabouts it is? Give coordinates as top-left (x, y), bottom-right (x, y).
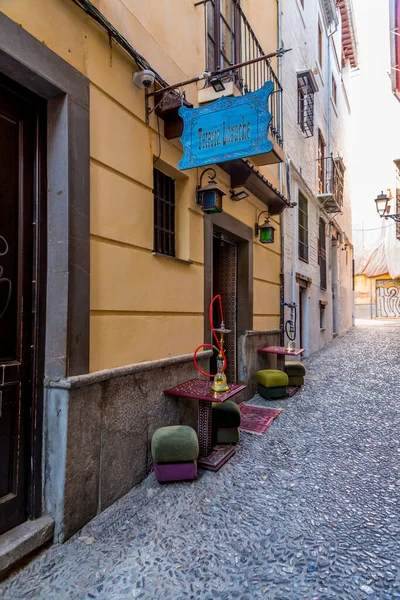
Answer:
top-left (211, 383), bottom-right (229, 393)
top-left (198, 444), bottom-right (236, 472)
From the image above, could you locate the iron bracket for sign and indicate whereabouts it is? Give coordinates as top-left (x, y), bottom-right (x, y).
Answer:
top-left (146, 48), bottom-right (291, 99)
top-left (382, 214), bottom-right (400, 222)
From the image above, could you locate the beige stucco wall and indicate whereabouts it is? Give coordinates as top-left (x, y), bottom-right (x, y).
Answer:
top-left (354, 273), bottom-right (392, 319)
top-left (2, 0), bottom-right (282, 371)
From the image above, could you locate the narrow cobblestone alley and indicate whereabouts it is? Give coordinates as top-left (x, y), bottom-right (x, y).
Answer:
top-left (1, 325), bottom-right (400, 600)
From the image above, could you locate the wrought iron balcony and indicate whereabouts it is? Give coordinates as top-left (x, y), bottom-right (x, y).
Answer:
top-left (316, 156), bottom-right (345, 215)
top-left (205, 0), bottom-right (283, 151)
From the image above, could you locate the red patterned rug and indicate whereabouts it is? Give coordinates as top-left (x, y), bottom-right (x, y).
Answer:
top-left (238, 403), bottom-right (283, 435)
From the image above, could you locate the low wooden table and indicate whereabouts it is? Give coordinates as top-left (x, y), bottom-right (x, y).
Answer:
top-left (257, 346), bottom-right (305, 397)
top-left (164, 378), bottom-right (246, 471)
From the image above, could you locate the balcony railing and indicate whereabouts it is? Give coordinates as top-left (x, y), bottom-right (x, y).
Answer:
top-left (317, 156), bottom-right (345, 214)
top-left (205, 0), bottom-right (283, 148)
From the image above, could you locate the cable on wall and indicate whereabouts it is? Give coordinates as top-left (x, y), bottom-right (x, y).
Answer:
top-left (70, 0), bottom-right (169, 89)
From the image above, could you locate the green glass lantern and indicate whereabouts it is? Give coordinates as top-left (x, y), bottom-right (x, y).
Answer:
top-left (255, 211), bottom-right (276, 244)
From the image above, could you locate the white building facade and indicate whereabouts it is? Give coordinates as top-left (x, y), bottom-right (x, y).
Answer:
top-left (281, 0), bottom-right (358, 356)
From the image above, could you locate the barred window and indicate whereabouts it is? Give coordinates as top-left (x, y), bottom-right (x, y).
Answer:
top-left (153, 168), bottom-right (175, 257)
top-left (298, 191), bottom-right (309, 262)
top-left (297, 71), bottom-right (317, 138)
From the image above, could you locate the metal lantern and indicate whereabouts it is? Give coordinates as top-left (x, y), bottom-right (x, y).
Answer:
top-left (374, 191), bottom-right (390, 217)
top-left (255, 211), bottom-right (276, 244)
top-left (197, 168), bottom-right (226, 214)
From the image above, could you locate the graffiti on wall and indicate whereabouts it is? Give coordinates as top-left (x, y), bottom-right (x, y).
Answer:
top-left (376, 279), bottom-right (400, 318)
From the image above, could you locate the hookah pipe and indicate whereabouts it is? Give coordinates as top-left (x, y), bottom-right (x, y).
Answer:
top-left (193, 294), bottom-right (227, 387)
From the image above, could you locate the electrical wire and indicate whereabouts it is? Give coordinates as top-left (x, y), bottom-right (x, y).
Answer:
top-left (70, 0), bottom-right (169, 88)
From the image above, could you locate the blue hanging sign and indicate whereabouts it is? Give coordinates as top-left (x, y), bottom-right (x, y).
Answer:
top-left (178, 81), bottom-right (274, 171)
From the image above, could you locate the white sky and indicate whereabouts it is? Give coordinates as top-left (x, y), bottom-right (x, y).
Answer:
top-left (350, 0), bottom-right (400, 252)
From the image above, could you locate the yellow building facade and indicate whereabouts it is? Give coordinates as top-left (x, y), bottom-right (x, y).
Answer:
top-left (0, 0), bottom-right (289, 545)
top-left (2, 0), bottom-right (284, 371)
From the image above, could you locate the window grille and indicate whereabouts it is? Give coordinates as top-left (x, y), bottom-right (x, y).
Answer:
top-left (297, 71), bottom-right (317, 138)
top-left (153, 168), bottom-right (175, 257)
top-left (318, 218), bottom-right (327, 290)
top-left (298, 191), bottom-right (309, 262)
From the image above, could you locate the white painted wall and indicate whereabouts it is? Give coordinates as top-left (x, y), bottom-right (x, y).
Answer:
top-left (281, 0), bottom-right (354, 355)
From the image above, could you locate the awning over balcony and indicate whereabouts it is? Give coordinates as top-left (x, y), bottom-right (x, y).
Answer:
top-left (218, 158), bottom-right (290, 215)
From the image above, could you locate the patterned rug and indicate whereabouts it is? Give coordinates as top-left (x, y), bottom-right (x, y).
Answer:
top-left (238, 403), bottom-right (283, 435)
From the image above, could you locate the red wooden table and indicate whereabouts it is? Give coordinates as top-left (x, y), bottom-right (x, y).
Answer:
top-left (164, 378), bottom-right (246, 471)
top-left (257, 346), bottom-right (304, 371)
top-left (257, 346), bottom-right (304, 397)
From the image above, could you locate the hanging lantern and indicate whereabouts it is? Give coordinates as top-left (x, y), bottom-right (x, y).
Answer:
top-left (255, 211), bottom-right (276, 244)
top-left (374, 191), bottom-right (390, 217)
top-left (196, 168), bottom-right (226, 214)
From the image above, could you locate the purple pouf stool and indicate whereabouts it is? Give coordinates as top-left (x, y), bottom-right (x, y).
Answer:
top-left (151, 425), bottom-right (199, 483)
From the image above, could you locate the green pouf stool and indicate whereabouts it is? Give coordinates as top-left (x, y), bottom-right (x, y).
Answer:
top-left (151, 425), bottom-right (199, 482)
top-left (212, 400), bottom-right (241, 444)
top-left (256, 369), bottom-right (288, 399)
top-left (285, 361), bottom-right (306, 387)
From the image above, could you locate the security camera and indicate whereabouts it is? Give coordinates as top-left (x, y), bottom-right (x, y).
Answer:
top-left (134, 69), bottom-right (155, 89)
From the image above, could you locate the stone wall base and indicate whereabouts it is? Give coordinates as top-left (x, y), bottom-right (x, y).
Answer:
top-left (44, 329), bottom-right (281, 542)
top-left (44, 351), bottom-right (211, 542)
top-left (238, 329), bottom-right (281, 399)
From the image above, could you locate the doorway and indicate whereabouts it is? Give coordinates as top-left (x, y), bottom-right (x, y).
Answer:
top-left (298, 280), bottom-right (309, 356)
top-left (0, 76), bottom-right (46, 534)
top-left (332, 237), bottom-right (339, 335)
top-left (212, 232), bottom-right (238, 382)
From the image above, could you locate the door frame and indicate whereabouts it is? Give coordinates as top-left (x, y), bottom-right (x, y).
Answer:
top-left (0, 12), bottom-right (90, 528)
top-left (0, 73), bottom-right (47, 526)
top-left (204, 212), bottom-right (253, 375)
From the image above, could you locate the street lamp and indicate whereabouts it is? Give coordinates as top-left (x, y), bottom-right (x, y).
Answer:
top-left (374, 190), bottom-right (400, 222)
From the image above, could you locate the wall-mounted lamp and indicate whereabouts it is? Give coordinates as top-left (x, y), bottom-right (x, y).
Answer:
top-left (255, 210), bottom-right (276, 244)
top-left (196, 168), bottom-right (225, 214)
top-left (209, 76), bottom-right (226, 93)
top-left (230, 189), bottom-right (250, 202)
top-left (342, 243), bottom-right (348, 251)
top-left (374, 190), bottom-right (400, 222)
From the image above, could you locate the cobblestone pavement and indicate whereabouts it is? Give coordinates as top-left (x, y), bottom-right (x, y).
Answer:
top-left (1, 325), bottom-right (400, 600)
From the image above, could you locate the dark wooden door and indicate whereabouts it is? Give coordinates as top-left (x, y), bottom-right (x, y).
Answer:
top-left (212, 233), bottom-right (238, 383)
top-left (0, 78), bottom-right (41, 534)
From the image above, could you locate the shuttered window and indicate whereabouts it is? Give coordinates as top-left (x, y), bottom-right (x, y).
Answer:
top-left (318, 218), bottom-right (327, 290)
top-left (298, 191), bottom-right (309, 262)
top-left (206, 0), bottom-right (240, 71)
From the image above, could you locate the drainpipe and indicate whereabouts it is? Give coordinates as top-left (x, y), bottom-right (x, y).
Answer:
top-left (278, 0), bottom-right (285, 345)
top-left (327, 21), bottom-right (337, 333)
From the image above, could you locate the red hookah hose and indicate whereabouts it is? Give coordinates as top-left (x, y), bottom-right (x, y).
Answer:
top-left (193, 294), bottom-right (227, 377)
